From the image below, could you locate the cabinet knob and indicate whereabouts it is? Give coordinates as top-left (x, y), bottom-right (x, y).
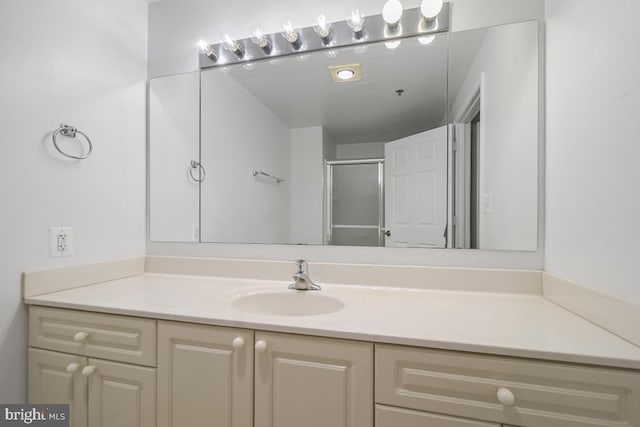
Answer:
top-left (66, 362), bottom-right (80, 373)
top-left (81, 365), bottom-right (96, 377)
top-left (232, 337), bottom-right (245, 350)
top-left (255, 340), bottom-right (267, 353)
top-left (74, 331), bottom-right (89, 342)
top-left (497, 387), bottom-right (516, 406)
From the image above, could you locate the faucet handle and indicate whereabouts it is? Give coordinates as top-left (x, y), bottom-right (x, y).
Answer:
top-left (295, 259), bottom-right (307, 274)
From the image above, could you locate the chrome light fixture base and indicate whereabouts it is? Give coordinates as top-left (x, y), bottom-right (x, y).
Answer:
top-left (198, 4), bottom-right (449, 69)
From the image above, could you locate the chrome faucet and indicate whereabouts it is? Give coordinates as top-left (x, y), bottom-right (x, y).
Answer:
top-left (288, 259), bottom-right (321, 291)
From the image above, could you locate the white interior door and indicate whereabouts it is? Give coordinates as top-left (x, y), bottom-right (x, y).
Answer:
top-left (384, 126), bottom-right (448, 248)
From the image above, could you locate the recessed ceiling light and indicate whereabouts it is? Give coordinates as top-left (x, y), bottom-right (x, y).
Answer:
top-left (337, 69), bottom-right (355, 80)
top-left (328, 63), bottom-right (362, 83)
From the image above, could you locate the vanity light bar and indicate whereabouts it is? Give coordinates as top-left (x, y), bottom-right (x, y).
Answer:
top-left (198, 4), bottom-right (449, 70)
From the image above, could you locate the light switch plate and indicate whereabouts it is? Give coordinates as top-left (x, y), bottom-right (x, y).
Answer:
top-left (49, 227), bottom-right (73, 257)
top-left (482, 193), bottom-right (493, 213)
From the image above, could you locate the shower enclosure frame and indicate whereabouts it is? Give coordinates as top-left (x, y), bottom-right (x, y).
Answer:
top-left (324, 158), bottom-right (385, 247)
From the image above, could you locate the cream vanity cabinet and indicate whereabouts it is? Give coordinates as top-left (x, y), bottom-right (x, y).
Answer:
top-left (157, 322), bottom-right (373, 427)
top-left (375, 344), bottom-right (640, 427)
top-left (28, 306), bottom-right (157, 427)
top-left (28, 307), bottom-right (640, 427)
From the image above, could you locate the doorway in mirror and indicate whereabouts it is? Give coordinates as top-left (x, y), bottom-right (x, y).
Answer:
top-left (325, 160), bottom-right (384, 247)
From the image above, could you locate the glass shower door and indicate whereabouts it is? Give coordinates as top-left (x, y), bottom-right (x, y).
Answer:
top-left (326, 160), bottom-right (384, 246)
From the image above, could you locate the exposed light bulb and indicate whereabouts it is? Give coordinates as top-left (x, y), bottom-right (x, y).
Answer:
top-left (281, 19), bottom-right (302, 50)
top-left (251, 28), bottom-right (273, 54)
top-left (347, 8), bottom-right (365, 33)
top-left (313, 14), bottom-right (333, 45)
top-left (385, 39), bottom-right (402, 50)
top-left (420, 0), bottom-right (443, 19)
top-left (196, 40), bottom-right (217, 61)
top-left (382, 0), bottom-right (403, 26)
top-left (223, 33), bottom-right (245, 58)
top-left (418, 35), bottom-right (435, 45)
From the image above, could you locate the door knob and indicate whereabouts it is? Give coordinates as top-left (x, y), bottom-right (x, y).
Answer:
top-left (81, 366), bottom-right (96, 377)
top-left (384, 230), bottom-right (391, 237)
top-left (255, 340), bottom-right (267, 353)
top-left (66, 363), bottom-right (80, 373)
top-left (497, 387), bottom-right (516, 406)
top-left (232, 336), bottom-right (245, 350)
top-left (73, 331), bottom-right (89, 342)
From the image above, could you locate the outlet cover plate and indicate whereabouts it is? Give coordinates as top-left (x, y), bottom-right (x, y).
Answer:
top-left (49, 227), bottom-right (73, 257)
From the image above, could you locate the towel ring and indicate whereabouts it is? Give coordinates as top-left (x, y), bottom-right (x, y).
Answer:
top-left (52, 124), bottom-right (93, 160)
top-left (189, 160), bottom-right (206, 182)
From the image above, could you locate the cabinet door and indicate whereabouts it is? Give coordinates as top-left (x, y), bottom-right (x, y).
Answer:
top-left (28, 348), bottom-right (87, 427)
top-left (157, 321), bottom-right (254, 427)
top-left (376, 405), bottom-right (500, 427)
top-left (255, 332), bottom-right (373, 427)
top-left (87, 358), bottom-right (156, 427)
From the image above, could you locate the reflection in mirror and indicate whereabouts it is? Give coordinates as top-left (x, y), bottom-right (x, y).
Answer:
top-left (449, 20), bottom-right (539, 251)
top-left (200, 35), bottom-right (449, 246)
top-left (148, 20), bottom-right (540, 251)
top-left (148, 72), bottom-right (200, 242)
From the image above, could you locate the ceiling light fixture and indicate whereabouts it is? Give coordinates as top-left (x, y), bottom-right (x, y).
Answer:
top-left (313, 14), bottom-right (333, 45)
top-left (281, 19), bottom-right (302, 50)
top-left (196, 40), bottom-right (217, 61)
top-left (382, 0), bottom-right (403, 33)
top-left (222, 34), bottom-right (245, 58)
top-left (346, 8), bottom-right (366, 40)
top-left (328, 63), bottom-right (362, 83)
top-left (336, 69), bottom-right (355, 80)
top-left (251, 28), bottom-right (273, 55)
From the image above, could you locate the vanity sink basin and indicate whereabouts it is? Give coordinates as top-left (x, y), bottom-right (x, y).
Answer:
top-left (230, 291), bottom-right (344, 316)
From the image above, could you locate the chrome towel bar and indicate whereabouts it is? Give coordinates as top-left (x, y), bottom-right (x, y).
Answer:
top-left (252, 170), bottom-right (285, 184)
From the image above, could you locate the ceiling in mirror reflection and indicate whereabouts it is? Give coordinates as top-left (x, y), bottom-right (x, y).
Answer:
top-left (214, 35), bottom-right (448, 145)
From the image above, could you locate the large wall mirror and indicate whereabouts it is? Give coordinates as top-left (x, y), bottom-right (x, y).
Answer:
top-left (149, 19), bottom-right (539, 251)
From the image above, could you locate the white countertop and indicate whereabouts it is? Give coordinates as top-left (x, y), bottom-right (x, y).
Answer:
top-left (25, 273), bottom-right (640, 370)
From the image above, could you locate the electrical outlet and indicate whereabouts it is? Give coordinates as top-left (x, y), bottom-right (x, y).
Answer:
top-left (192, 223), bottom-right (200, 242)
top-left (50, 227), bottom-right (73, 257)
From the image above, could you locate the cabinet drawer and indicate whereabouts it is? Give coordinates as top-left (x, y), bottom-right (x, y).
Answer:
top-left (376, 344), bottom-right (640, 427)
top-left (376, 405), bottom-right (499, 427)
top-left (30, 306), bottom-right (156, 366)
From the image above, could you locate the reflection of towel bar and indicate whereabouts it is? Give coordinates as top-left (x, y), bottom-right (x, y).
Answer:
top-left (252, 170), bottom-right (284, 183)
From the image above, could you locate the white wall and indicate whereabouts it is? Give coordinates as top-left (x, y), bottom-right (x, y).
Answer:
top-left (451, 0), bottom-right (544, 32)
top-left (545, 0), bottom-right (640, 302)
top-left (146, 0), bottom-right (545, 269)
top-left (290, 127), bottom-right (325, 245)
top-left (200, 70), bottom-right (291, 244)
top-left (336, 142), bottom-right (385, 160)
top-left (0, 0), bottom-right (147, 403)
top-left (451, 21), bottom-right (539, 251)
top-left (149, 72), bottom-right (200, 242)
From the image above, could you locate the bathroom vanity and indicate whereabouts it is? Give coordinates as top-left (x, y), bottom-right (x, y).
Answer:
top-left (24, 268), bottom-right (640, 427)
